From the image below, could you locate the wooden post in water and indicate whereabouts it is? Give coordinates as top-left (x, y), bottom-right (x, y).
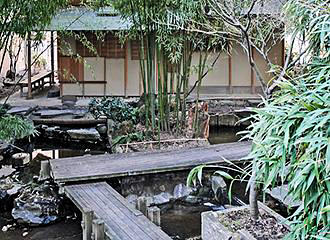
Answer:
top-left (137, 196), bottom-right (153, 216)
top-left (147, 206), bottom-right (161, 226)
top-left (92, 219), bottom-right (105, 240)
top-left (82, 209), bottom-right (93, 240)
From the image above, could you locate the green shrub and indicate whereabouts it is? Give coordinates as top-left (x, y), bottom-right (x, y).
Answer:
top-left (88, 97), bottom-right (139, 124)
top-left (0, 115), bottom-right (37, 143)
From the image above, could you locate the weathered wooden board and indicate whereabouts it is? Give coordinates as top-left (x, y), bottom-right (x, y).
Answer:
top-left (65, 182), bottom-right (171, 240)
top-left (51, 141), bottom-right (251, 183)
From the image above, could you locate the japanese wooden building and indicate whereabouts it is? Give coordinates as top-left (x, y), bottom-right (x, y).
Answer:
top-left (46, 6), bottom-right (284, 98)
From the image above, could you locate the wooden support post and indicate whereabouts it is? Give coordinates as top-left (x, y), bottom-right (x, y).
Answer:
top-left (92, 219), bottom-right (105, 240)
top-left (137, 196), bottom-right (152, 216)
top-left (103, 57), bottom-right (106, 96)
top-left (147, 206), bottom-right (161, 226)
top-left (251, 47), bottom-right (256, 94)
top-left (39, 161), bottom-right (50, 181)
top-left (81, 209), bottom-right (93, 240)
top-left (124, 41), bottom-right (128, 98)
top-left (50, 31), bottom-right (55, 85)
top-left (27, 32), bottom-right (32, 99)
top-left (228, 53), bottom-right (232, 94)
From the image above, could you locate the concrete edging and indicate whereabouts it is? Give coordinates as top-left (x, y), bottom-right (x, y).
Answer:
top-left (202, 202), bottom-right (290, 240)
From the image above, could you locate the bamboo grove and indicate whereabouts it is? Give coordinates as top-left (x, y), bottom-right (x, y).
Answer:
top-left (111, 0), bottom-right (230, 134)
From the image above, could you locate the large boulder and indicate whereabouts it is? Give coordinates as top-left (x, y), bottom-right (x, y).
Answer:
top-left (173, 183), bottom-right (193, 199)
top-left (153, 192), bottom-right (173, 205)
top-left (266, 185), bottom-right (301, 208)
top-left (211, 175), bottom-right (227, 204)
top-left (12, 182), bottom-right (62, 225)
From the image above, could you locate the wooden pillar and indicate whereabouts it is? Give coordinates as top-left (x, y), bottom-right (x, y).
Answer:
top-left (57, 37), bottom-right (63, 96)
top-left (251, 47), bottom-right (256, 94)
top-left (137, 196), bottom-right (152, 216)
top-left (81, 209), bottom-right (93, 240)
top-left (27, 32), bottom-right (32, 99)
top-left (103, 58), bottom-right (106, 96)
top-left (124, 41), bottom-right (128, 97)
top-left (50, 31), bottom-right (55, 85)
top-left (92, 219), bottom-right (105, 240)
top-left (228, 53), bottom-right (232, 94)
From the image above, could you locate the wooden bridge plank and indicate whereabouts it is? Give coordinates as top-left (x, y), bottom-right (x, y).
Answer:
top-left (98, 184), bottom-right (170, 240)
top-left (51, 142), bottom-right (251, 183)
top-left (88, 185), bottom-right (154, 240)
top-left (65, 182), bottom-right (171, 240)
top-left (73, 188), bottom-right (131, 240)
top-left (67, 184), bottom-right (152, 240)
top-left (77, 185), bottom-right (144, 240)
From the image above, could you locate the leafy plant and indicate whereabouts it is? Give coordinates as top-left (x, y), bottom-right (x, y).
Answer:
top-left (112, 132), bottom-right (145, 146)
top-left (241, 1), bottom-right (330, 239)
top-left (88, 97), bottom-right (139, 124)
top-left (0, 115), bottom-right (38, 143)
top-left (186, 164), bottom-right (234, 188)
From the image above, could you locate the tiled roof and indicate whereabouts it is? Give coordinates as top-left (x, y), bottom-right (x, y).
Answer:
top-left (46, 7), bottom-right (130, 31)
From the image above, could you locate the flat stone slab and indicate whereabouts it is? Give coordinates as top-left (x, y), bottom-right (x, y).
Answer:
top-left (67, 128), bottom-right (101, 141)
top-left (0, 167), bottom-right (16, 178)
top-left (7, 106), bottom-right (34, 115)
top-left (266, 185), bottom-right (301, 208)
top-left (33, 109), bottom-right (87, 119)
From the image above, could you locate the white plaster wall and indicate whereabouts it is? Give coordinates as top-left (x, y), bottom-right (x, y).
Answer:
top-left (126, 42), bottom-right (140, 96)
top-left (62, 83), bottom-right (83, 95)
top-left (189, 51), bottom-right (229, 87)
top-left (84, 84), bottom-right (105, 96)
top-left (231, 43), bottom-right (251, 86)
top-left (106, 58), bottom-right (125, 95)
top-left (254, 41), bottom-right (283, 86)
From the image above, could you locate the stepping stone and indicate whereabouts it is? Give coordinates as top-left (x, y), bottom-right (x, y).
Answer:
top-left (7, 106), bottom-right (33, 115)
top-left (266, 185), bottom-right (301, 208)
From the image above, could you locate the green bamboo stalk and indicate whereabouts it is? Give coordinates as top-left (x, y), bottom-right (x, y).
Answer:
top-left (162, 52), bottom-right (169, 132)
top-left (194, 50), bottom-right (209, 134)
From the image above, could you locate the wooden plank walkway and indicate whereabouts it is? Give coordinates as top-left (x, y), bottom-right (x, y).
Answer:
top-left (65, 182), bottom-right (171, 240)
top-left (50, 141), bottom-right (251, 183)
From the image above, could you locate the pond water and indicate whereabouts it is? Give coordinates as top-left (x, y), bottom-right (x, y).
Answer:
top-left (161, 203), bottom-right (211, 239)
top-left (208, 125), bottom-right (245, 144)
top-left (1, 125), bottom-right (246, 240)
top-left (158, 126), bottom-right (248, 239)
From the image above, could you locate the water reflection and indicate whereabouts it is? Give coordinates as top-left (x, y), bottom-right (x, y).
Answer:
top-left (208, 126), bottom-right (245, 144)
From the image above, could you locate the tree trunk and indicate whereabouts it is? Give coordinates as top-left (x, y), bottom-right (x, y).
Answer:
top-left (249, 160), bottom-right (259, 220)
